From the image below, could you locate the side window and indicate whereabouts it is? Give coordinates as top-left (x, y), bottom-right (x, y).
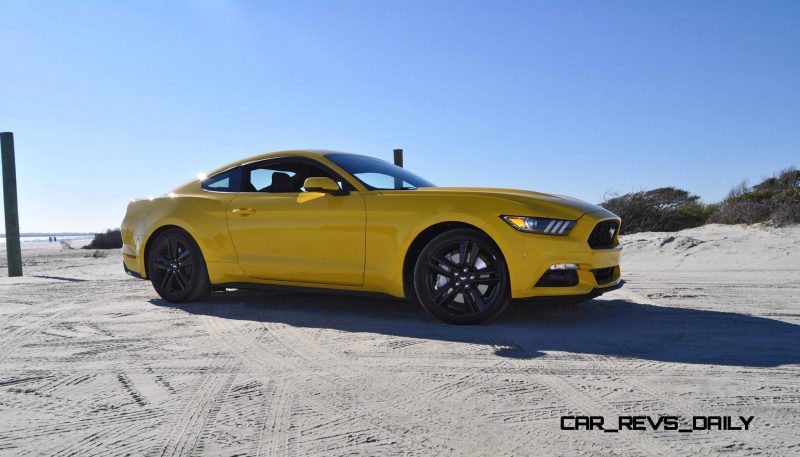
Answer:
top-left (244, 159), bottom-right (345, 193)
top-left (248, 166), bottom-right (297, 192)
top-left (201, 168), bottom-right (242, 192)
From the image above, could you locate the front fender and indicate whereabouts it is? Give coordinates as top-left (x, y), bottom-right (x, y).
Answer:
top-left (361, 191), bottom-right (532, 296)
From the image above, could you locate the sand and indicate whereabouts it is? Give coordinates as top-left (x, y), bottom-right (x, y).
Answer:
top-left (1, 224), bottom-right (798, 456)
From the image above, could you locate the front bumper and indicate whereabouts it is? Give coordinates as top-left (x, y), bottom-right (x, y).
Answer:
top-left (123, 261), bottom-right (144, 279)
top-left (486, 209), bottom-right (623, 299)
top-left (514, 279), bottom-right (624, 305)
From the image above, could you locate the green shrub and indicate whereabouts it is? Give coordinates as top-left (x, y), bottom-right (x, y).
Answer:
top-left (709, 167), bottom-right (800, 225)
top-left (603, 167), bottom-right (799, 233)
top-left (600, 187), bottom-right (710, 234)
top-left (83, 229), bottom-right (122, 249)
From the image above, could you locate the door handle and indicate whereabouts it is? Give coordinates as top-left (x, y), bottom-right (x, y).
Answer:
top-left (232, 208), bottom-right (256, 216)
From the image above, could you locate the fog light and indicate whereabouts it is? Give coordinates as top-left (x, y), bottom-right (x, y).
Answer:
top-left (536, 269), bottom-right (579, 287)
top-left (550, 263), bottom-right (580, 270)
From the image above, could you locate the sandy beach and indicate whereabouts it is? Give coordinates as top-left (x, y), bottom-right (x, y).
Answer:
top-left (1, 224), bottom-right (798, 456)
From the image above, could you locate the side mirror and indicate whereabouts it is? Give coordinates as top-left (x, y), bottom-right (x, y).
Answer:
top-left (303, 177), bottom-right (347, 195)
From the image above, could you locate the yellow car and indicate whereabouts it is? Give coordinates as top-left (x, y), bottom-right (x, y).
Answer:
top-left (121, 150), bottom-right (622, 324)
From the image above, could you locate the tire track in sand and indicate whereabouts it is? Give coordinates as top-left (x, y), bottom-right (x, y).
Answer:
top-left (538, 374), bottom-right (681, 456)
top-left (255, 378), bottom-right (292, 457)
top-left (0, 285), bottom-right (116, 364)
top-left (157, 358), bottom-right (236, 456)
top-left (199, 307), bottom-right (447, 456)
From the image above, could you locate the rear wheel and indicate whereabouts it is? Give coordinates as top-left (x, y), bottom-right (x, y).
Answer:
top-left (413, 229), bottom-right (510, 324)
top-left (147, 228), bottom-right (211, 302)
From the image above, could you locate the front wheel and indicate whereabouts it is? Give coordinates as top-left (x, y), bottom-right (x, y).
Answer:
top-left (413, 229), bottom-right (511, 324)
top-left (147, 228), bottom-right (211, 302)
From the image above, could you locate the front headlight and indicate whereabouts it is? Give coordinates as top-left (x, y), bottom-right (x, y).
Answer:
top-left (501, 216), bottom-right (576, 235)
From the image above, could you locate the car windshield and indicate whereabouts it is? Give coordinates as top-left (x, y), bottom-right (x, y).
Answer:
top-left (326, 153), bottom-right (436, 190)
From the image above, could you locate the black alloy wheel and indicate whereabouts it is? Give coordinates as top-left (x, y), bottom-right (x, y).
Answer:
top-left (413, 229), bottom-right (511, 324)
top-left (148, 228), bottom-right (211, 302)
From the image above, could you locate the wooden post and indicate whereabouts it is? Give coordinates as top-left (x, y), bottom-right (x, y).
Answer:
top-left (1, 132), bottom-right (22, 276)
top-left (393, 148), bottom-right (403, 189)
top-left (393, 148), bottom-right (403, 168)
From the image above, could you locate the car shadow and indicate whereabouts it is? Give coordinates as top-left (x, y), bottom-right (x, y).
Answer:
top-left (150, 289), bottom-right (800, 368)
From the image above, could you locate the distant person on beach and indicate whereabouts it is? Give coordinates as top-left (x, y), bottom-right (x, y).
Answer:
top-left (53, 236), bottom-right (57, 242)
top-left (48, 236), bottom-right (52, 242)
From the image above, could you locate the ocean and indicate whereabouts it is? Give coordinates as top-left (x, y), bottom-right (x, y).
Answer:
top-left (0, 235), bottom-right (94, 245)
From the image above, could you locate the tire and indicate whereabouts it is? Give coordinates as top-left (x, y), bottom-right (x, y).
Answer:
top-left (413, 229), bottom-right (511, 324)
top-left (147, 228), bottom-right (212, 303)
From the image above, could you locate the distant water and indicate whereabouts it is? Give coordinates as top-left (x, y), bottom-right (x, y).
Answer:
top-left (0, 235), bottom-right (94, 245)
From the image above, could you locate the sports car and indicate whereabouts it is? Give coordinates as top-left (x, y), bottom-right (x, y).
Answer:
top-left (121, 150), bottom-right (622, 324)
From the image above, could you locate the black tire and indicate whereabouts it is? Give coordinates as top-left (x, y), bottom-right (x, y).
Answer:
top-left (147, 228), bottom-right (211, 303)
top-left (413, 229), bottom-right (511, 324)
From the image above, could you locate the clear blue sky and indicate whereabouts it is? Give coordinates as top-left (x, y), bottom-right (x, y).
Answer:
top-left (1, 1), bottom-right (798, 233)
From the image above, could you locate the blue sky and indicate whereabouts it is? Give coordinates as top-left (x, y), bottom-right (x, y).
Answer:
top-left (1, 0), bottom-right (798, 232)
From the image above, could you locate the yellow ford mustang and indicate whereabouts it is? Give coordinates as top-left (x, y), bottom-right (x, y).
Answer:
top-left (121, 150), bottom-right (622, 324)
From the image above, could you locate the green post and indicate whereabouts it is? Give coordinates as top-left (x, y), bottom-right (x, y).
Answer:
top-left (1, 132), bottom-right (22, 277)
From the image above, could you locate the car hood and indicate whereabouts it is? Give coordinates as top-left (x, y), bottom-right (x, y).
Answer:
top-left (411, 187), bottom-right (611, 219)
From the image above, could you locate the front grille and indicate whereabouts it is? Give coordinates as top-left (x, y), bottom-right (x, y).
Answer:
top-left (587, 220), bottom-right (620, 249)
top-left (592, 267), bottom-right (615, 285)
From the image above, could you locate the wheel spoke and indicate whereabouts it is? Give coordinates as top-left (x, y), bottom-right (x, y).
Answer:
top-left (458, 241), bottom-right (469, 266)
top-left (429, 260), bottom-right (453, 277)
top-left (160, 271), bottom-right (172, 290)
top-left (167, 239), bottom-right (177, 259)
top-left (177, 249), bottom-right (192, 262)
top-left (462, 289), bottom-right (481, 314)
top-left (469, 288), bottom-right (489, 311)
top-left (472, 276), bottom-right (500, 284)
top-left (472, 263), bottom-right (499, 284)
top-left (432, 254), bottom-right (458, 271)
top-left (432, 284), bottom-right (451, 301)
top-left (178, 270), bottom-right (191, 285)
top-left (173, 271), bottom-right (187, 291)
top-left (433, 285), bottom-right (459, 306)
top-left (475, 265), bottom-right (498, 275)
top-left (467, 242), bottom-right (480, 266)
top-left (155, 254), bottom-right (170, 270)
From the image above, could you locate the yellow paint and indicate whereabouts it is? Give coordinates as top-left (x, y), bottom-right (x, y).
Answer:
top-left (121, 150), bottom-right (621, 299)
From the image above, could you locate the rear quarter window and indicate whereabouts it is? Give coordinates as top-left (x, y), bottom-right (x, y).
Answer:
top-left (201, 167), bottom-right (242, 192)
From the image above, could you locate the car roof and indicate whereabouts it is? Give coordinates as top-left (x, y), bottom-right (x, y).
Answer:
top-left (206, 149), bottom-right (360, 176)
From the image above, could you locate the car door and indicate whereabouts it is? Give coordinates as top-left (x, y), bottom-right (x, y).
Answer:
top-left (226, 157), bottom-right (366, 286)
